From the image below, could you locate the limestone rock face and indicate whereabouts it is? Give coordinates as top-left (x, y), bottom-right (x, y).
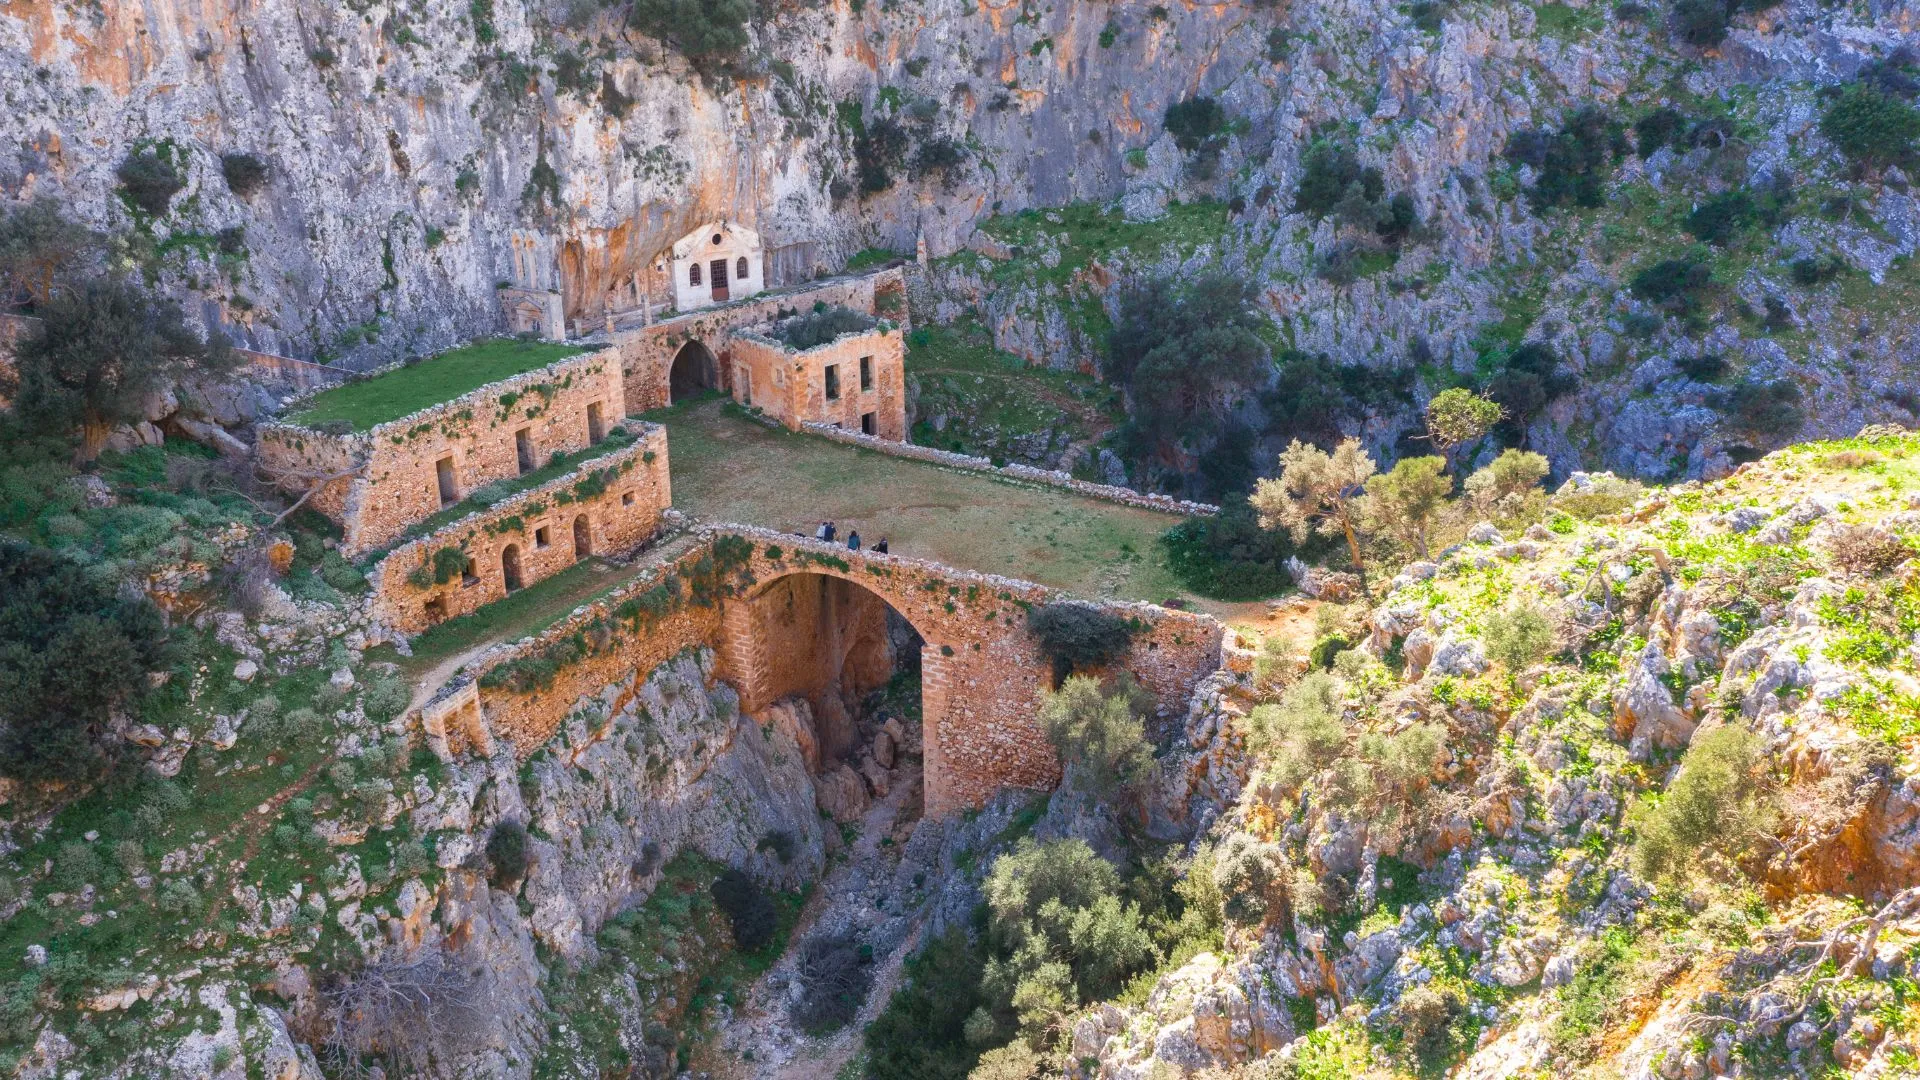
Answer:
top-left (1070, 951), bottom-right (1295, 1079)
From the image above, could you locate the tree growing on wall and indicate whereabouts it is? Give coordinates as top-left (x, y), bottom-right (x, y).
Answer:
top-left (10, 276), bottom-right (236, 462)
top-left (0, 541), bottom-right (171, 782)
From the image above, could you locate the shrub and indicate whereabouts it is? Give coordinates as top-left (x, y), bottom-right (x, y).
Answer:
top-left (1027, 601), bottom-right (1138, 681)
top-left (1160, 498), bottom-right (1296, 600)
top-left (1484, 341), bottom-right (1575, 431)
top-left (790, 933), bottom-right (873, 1033)
top-left (864, 927), bottom-right (987, 1080)
top-left (1630, 256), bottom-right (1713, 315)
top-left (1250, 438), bottom-right (1377, 571)
top-left (1674, 352), bottom-right (1730, 382)
top-left (1828, 523), bottom-right (1915, 576)
top-left (1464, 448), bottom-right (1551, 513)
top-left (361, 671), bottom-right (410, 723)
top-left (1211, 834), bottom-right (1288, 927)
top-left (1039, 674), bottom-right (1155, 799)
top-left (711, 867), bottom-right (779, 951)
top-left (1503, 106), bottom-right (1626, 209)
top-left (1484, 603), bottom-right (1557, 670)
top-left (1820, 83), bottom-right (1920, 168)
top-left (981, 838), bottom-right (1153, 1030)
top-left (855, 116), bottom-right (910, 194)
top-left (1106, 273), bottom-right (1269, 468)
top-left (1552, 473), bottom-right (1645, 520)
top-left (220, 152), bottom-right (270, 197)
top-left (1395, 984), bottom-right (1470, 1070)
top-left (628, 0), bottom-right (752, 62)
top-left (1364, 455), bottom-right (1450, 559)
top-left (1711, 378), bottom-right (1804, 440)
top-left (53, 840), bottom-right (103, 891)
top-left (117, 147), bottom-right (186, 217)
top-left (0, 542), bottom-right (170, 782)
top-left (1294, 142), bottom-right (1382, 220)
top-left (1685, 190), bottom-right (1755, 246)
top-left (756, 829), bottom-right (797, 863)
top-left (486, 820), bottom-right (530, 885)
top-left (0, 197), bottom-right (100, 308)
top-left (1163, 96), bottom-right (1226, 152)
top-left (1244, 671), bottom-right (1347, 789)
top-left (1669, 0), bottom-right (1732, 48)
top-left (1423, 388), bottom-right (1503, 451)
top-left (777, 305), bottom-right (874, 349)
top-left (1630, 724), bottom-right (1776, 884)
top-left (321, 945), bottom-right (497, 1075)
top-left (1634, 106), bottom-right (1689, 157)
top-left (1789, 254), bottom-right (1846, 286)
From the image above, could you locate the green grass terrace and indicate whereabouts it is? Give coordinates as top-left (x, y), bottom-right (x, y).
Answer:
top-left (288, 338), bottom-right (588, 432)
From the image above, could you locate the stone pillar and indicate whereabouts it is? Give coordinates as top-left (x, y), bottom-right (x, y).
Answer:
top-left (919, 642), bottom-right (956, 817)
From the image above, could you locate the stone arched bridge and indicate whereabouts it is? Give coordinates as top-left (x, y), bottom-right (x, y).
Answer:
top-left (425, 524), bottom-right (1225, 817)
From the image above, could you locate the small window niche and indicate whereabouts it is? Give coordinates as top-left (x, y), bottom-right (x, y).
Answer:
top-left (824, 364), bottom-right (840, 401)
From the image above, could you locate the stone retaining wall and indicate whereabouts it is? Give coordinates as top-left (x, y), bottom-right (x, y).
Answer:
top-left (257, 347), bottom-right (626, 557)
top-left (367, 427), bottom-right (671, 634)
top-left (797, 422), bottom-right (1219, 518)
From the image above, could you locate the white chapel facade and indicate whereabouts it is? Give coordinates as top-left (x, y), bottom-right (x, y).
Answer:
top-left (671, 221), bottom-right (765, 312)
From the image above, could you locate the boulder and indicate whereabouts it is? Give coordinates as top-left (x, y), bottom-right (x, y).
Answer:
top-left (1612, 644), bottom-right (1695, 750)
top-left (757, 698), bottom-right (821, 774)
top-left (872, 727), bottom-right (896, 769)
top-left (815, 763), bottom-right (869, 823)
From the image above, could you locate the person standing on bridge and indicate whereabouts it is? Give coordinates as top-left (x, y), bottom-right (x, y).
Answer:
top-left (873, 537), bottom-right (889, 554)
top-left (818, 521), bottom-right (835, 542)
top-left (846, 529), bottom-right (861, 551)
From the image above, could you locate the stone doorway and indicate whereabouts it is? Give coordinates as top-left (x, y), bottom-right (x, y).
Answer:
top-left (501, 544), bottom-right (523, 593)
top-left (572, 514), bottom-right (592, 560)
top-left (670, 339), bottom-right (718, 403)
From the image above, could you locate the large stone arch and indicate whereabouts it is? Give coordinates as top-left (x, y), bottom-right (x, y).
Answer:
top-left (669, 339), bottom-right (718, 402)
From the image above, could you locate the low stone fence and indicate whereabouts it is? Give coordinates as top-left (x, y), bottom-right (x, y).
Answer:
top-left (367, 427), bottom-right (672, 634)
top-left (797, 422), bottom-right (1218, 518)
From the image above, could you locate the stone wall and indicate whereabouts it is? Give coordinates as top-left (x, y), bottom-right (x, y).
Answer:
top-left (367, 428), bottom-right (671, 634)
top-left (453, 521), bottom-right (1226, 817)
top-left (728, 325), bottom-right (907, 441)
top-left (611, 266), bottom-right (908, 415)
top-left (256, 347), bottom-right (627, 557)
top-left (798, 421), bottom-right (1221, 518)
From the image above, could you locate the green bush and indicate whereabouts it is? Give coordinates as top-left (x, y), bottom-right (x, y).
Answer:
top-left (1244, 670), bottom-right (1347, 790)
top-left (1483, 603), bottom-right (1556, 670)
top-left (1211, 833), bottom-right (1288, 927)
top-left (1633, 106), bottom-right (1688, 157)
top-left (116, 147), bottom-right (185, 217)
top-left (855, 116), bottom-right (910, 194)
top-left (487, 820), bottom-right (530, 886)
top-left (865, 928), bottom-right (987, 1080)
top-left (1673, 352), bottom-right (1729, 382)
top-left (980, 838), bottom-right (1153, 1034)
top-left (1788, 254), bottom-right (1846, 286)
top-left (1684, 190), bottom-right (1754, 246)
top-left (1160, 501), bottom-right (1295, 600)
top-left (1106, 273), bottom-right (1269, 473)
top-left (1163, 96), bottom-right (1226, 152)
top-left (1038, 674), bottom-right (1155, 799)
top-left (1294, 142), bottom-right (1382, 220)
top-left (1630, 724), bottom-right (1776, 884)
top-left (0, 542), bottom-right (171, 782)
top-left (1711, 378), bottom-right (1804, 440)
top-left (1483, 341), bottom-right (1575, 431)
top-left (1669, 0), bottom-right (1732, 47)
top-left (777, 305), bottom-right (875, 349)
top-left (1026, 602), bottom-right (1138, 681)
top-left (1502, 106), bottom-right (1626, 209)
top-left (1630, 256), bottom-right (1713, 315)
top-left (220, 152), bottom-right (270, 197)
top-left (629, 0), bottom-right (753, 62)
top-left (711, 867), bottom-right (779, 951)
top-left (1820, 83), bottom-right (1920, 168)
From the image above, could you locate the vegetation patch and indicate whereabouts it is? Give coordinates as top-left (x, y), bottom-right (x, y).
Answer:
top-left (290, 340), bottom-right (587, 431)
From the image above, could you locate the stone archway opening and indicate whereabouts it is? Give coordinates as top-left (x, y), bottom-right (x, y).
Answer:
top-left (669, 339), bottom-right (718, 403)
top-left (501, 544), bottom-right (523, 593)
top-left (735, 572), bottom-right (927, 829)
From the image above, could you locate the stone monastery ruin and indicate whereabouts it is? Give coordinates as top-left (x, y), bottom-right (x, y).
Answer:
top-left (256, 232), bottom-right (1225, 816)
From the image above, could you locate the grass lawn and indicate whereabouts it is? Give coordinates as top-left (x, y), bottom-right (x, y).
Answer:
top-left (395, 556), bottom-right (638, 676)
top-left (905, 321), bottom-right (1123, 464)
top-left (649, 396), bottom-right (1198, 605)
top-left (290, 339), bottom-right (587, 431)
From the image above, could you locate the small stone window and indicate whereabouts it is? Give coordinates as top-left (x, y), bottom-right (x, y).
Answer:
top-left (824, 364), bottom-right (840, 401)
top-left (514, 428), bottom-right (534, 475)
top-left (534, 526), bottom-right (551, 549)
top-left (861, 411), bottom-right (877, 436)
top-left (859, 355), bottom-right (873, 391)
top-left (689, 262), bottom-right (702, 286)
top-left (461, 558), bottom-right (479, 587)
top-left (423, 597), bottom-right (446, 623)
top-left (587, 402), bottom-right (606, 444)
top-left (622, 491), bottom-right (635, 506)
top-left (736, 256), bottom-right (749, 280)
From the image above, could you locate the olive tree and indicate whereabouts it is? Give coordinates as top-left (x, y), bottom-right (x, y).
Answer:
top-left (1250, 438), bottom-right (1377, 570)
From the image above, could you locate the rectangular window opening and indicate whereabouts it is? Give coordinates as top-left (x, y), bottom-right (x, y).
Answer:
top-left (514, 428), bottom-right (534, 474)
top-left (534, 526), bottom-right (551, 549)
top-left (435, 457), bottom-right (458, 507)
top-left (586, 402), bottom-right (606, 444)
top-left (859, 355), bottom-right (873, 391)
top-left (861, 412), bottom-right (877, 436)
top-left (824, 364), bottom-right (840, 401)
top-left (622, 491), bottom-right (635, 506)
top-left (461, 559), bottom-right (479, 587)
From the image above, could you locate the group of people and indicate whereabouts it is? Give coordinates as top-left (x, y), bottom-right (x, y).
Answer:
top-left (814, 521), bottom-right (888, 554)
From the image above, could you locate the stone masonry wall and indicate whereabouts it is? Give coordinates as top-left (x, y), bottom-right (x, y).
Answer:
top-left (728, 326), bottom-right (907, 440)
top-left (257, 347), bottom-right (627, 557)
top-left (367, 428), bottom-right (670, 635)
top-left (612, 267), bottom-right (908, 415)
